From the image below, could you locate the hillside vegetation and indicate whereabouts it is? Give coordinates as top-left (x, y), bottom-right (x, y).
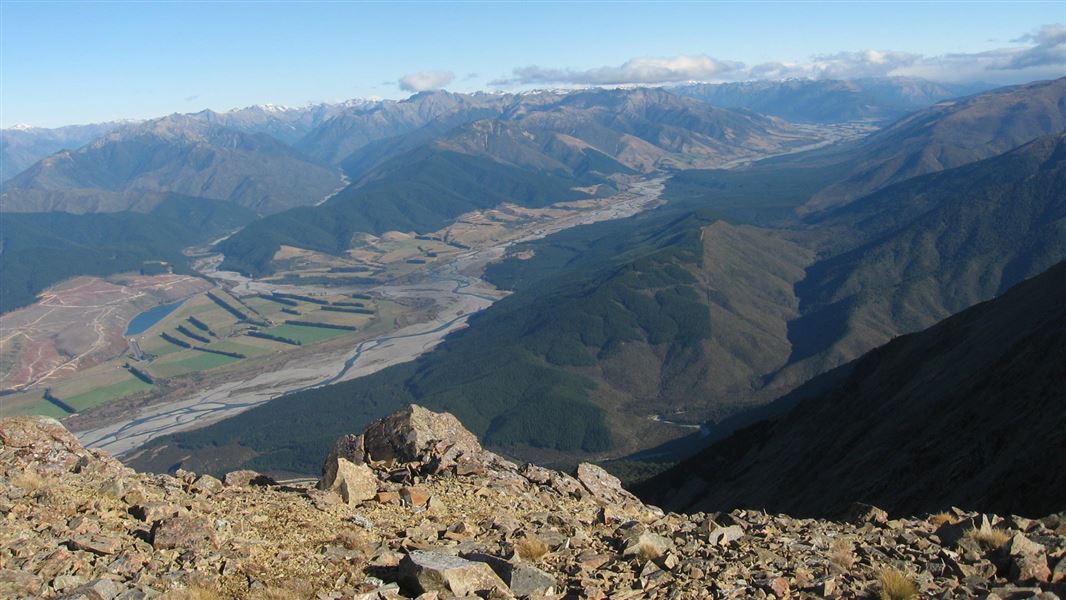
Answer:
top-left (217, 148), bottom-right (590, 276)
top-left (640, 260), bottom-right (1066, 518)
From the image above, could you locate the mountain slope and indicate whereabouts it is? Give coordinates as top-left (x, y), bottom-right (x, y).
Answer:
top-left (1, 121), bottom-right (131, 182)
top-left (216, 148), bottom-right (590, 277)
top-left (782, 133), bottom-right (1066, 380)
top-left (801, 77), bottom-right (1066, 213)
top-left (640, 260), bottom-right (1066, 518)
top-left (672, 77), bottom-right (982, 123)
top-left (2, 115), bottom-right (343, 214)
top-left (0, 195), bottom-right (256, 313)
top-left (438, 88), bottom-right (815, 174)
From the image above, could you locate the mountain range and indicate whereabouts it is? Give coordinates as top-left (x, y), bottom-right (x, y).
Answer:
top-left (671, 77), bottom-right (993, 123)
top-left (216, 87), bottom-right (818, 277)
top-left (1, 114), bottom-right (344, 214)
top-left (5, 76), bottom-right (1065, 517)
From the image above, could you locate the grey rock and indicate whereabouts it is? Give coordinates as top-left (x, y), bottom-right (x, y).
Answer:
top-left (399, 551), bottom-right (509, 596)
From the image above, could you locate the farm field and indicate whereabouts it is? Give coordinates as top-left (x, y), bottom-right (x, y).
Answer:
top-left (265, 323), bottom-right (352, 345)
top-left (3, 275), bottom-right (383, 420)
top-left (62, 378), bottom-right (154, 412)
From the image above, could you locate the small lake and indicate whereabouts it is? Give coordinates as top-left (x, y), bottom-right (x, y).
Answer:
top-left (125, 300), bottom-right (186, 336)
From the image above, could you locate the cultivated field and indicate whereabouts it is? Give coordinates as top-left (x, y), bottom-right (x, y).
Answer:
top-left (0, 274), bottom-right (210, 392)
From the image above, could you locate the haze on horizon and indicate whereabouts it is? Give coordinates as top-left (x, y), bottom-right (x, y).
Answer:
top-left (1, 0), bottom-right (1063, 129)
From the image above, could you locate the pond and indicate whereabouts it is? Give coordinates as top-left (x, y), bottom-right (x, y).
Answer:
top-left (125, 300), bottom-right (186, 336)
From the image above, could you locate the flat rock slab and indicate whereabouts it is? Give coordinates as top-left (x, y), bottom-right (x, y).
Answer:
top-left (399, 550), bottom-right (509, 596)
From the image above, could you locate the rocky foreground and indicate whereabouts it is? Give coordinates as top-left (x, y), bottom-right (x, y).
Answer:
top-left (1, 406), bottom-right (1064, 599)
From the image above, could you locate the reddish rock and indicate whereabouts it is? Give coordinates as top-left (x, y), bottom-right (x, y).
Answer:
top-left (402, 486), bottom-right (431, 508)
top-left (377, 490), bottom-right (402, 504)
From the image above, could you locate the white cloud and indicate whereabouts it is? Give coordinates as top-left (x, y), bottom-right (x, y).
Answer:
top-left (491, 55), bottom-right (744, 86)
top-left (398, 71), bottom-right (455, 92)
top-left (490, 24), bottom-right (1065, 87)
top-left (748, 50), bottom-right (922, 80)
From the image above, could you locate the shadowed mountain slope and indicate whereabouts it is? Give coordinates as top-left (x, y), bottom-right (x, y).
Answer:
top-left (783, 133), bottom-right (1066, 377)
top-left (801, 77), bottom-right (1066, 213)
top-left (0, 195), bottom-right (256, 313)
top-left (216, 148), bottom-right (590, 277)
top-left (639, 260), bottom-right (1066, 518)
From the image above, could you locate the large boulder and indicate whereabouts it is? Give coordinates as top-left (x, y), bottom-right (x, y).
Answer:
top-left (362, 405), bottom-right (483, 467)
top-left (320, 458), bottom-right (378, 506)
top-left (462, 552), bottom-right (557, 596)
top-left (319, 434), bottom-right (367, 490)
top-left (399, 550), bottom-right (509, 596)
top-left (320, 405), bottom-right (516, 489)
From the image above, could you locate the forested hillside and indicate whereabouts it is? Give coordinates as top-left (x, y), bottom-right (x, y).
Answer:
top-left (0, 195), bottom-right (254, 312)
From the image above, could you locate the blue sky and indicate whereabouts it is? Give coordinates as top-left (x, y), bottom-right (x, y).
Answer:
top-left (2, 1), bottom-right (1064, 127)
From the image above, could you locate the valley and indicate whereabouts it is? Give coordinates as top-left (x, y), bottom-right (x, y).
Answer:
top-left (1, 177), bottom-right (667, 459)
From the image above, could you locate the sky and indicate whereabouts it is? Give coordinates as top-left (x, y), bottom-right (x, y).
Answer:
top-left (1, 1), bottom-right (1064, 128)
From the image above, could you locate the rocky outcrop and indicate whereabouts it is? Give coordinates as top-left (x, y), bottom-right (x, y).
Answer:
top-left (3, 410), bottom-right (1065, 599)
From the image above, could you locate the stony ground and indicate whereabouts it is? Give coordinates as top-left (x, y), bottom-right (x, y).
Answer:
top-left (1, 407), bottom-right (1064, 599)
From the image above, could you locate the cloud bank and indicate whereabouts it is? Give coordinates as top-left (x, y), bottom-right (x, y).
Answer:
top-left (398, 71), bottom-right (455, 92)
top-left (491, 55), bottom-right (744, 86)
top-left (492, 24), bottom-right (1065, 87)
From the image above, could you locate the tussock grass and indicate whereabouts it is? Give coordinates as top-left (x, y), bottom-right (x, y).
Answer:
top-left (248, 580), bottom-right (313, 600)
top-left (515, 537), bottom-right (550, 562)
top-left (11, 470), bottom-right (48, 491)
top-left (828, 538), bottom-right (856, 572)
top-left (878, 567), bottom-right (918, 600)
top-left (966, 527), bottom-right (1012, 549)
top-left (928, 512), bottom-right (956, 527)
top-left (333, 528), bottom-right (372, 552)
top-left (637, 540), bottom-right (664, 562)
top-left (160, 586), bottom-right (223, 600)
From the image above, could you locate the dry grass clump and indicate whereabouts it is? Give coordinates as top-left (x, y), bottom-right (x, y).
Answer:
top-left (515, 537), bottom-right (550, 562)
top-left (878, 567), bottom-right (918, 600)
top-left (11, 469), bottom-right (48, 491)
top-left (828, 538), bottom-right (856, 572)
top-left (160, 586), bottom-right (223, 600)
top-left (928, 512), bottom-right (957, 527)
top-left (248, 580), bottom-right (314, 600)
top-left (637, 540), bottom-right (664, 562)
top-left (333, 528), bottom-right (373, 552)
top-left (966, 527), bottom-right (1012, 549)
